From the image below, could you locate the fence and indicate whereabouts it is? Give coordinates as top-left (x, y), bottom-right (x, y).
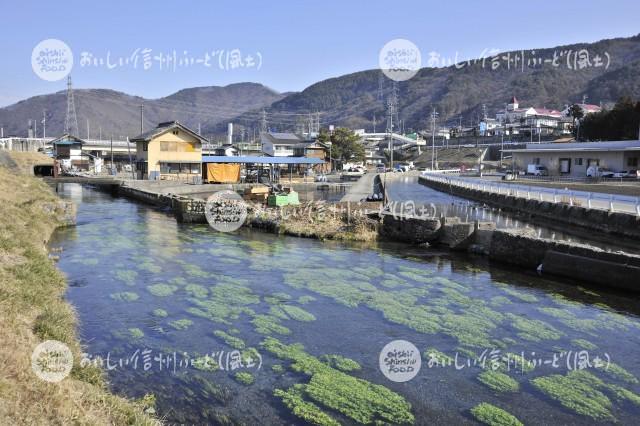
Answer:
top-left (420, 173), bottom-right (640, 216)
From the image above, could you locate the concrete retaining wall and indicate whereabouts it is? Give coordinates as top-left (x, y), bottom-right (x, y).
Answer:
top-left (419, 176), bottom-right (640, 241)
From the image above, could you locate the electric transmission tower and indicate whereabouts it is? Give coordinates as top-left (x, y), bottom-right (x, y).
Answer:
top-left (377, 71), bottom-right (384, 102)
top-left (64, 75), bottom-right (79, 136)
top-left (260, 109), bottom-right (268, 134)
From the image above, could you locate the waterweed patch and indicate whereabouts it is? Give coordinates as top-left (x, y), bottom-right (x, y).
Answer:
top-left (213, 330), bottom-right (245, 350)
top-left (252, 314), bottom-right (291, 335)
top-left (234, 371), bottom-right (254, 385)
top-left (571, 338), bottom-right (598, 351)
top-left (470, 402), bottom-right (523, 426)
top-left (297, 295), bottom-right (316, 305)
top-left (596, 362), bottom-right (638, 384)
top-left (274, 385), bottom-right (340, 426)
top-left (320, 355), bottom-right (361, 372)
top-left (531, 370), bottom-right (614, 421)
top-left (423, 348), bottom-right (453, 366)
top-left (152, 308), bottom-right (168, 318)
top-left (262, 337), bottom-right (414, 424)
top-left (128, 328), bottom-right (144, 339)
top-left (114, 269), bottom-right (138, 286)
top-left (477, 370), bottom-right (519, 393)
top-left (501, 287), bottom-right (538, 303)
top-left (506, 313), bottom-right (563, 342)
top-left (184, 284), bottom-right (208, 299)
top-left (110, 291), bottom-right (139, 302)
top-left (281, 305), bottom-right (316, 322)
top-left (192, 355), bottom-right (219, 372)
top-left (169, 319), bottom-right (193, 330)
top-left (147, 284), bottom-right (178, 297)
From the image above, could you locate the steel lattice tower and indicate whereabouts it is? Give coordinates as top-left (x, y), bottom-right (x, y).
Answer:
top-left (64, 75), bottom-right (79, 136)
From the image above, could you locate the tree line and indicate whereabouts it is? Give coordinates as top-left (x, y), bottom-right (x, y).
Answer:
top-left (578, 97), bottom-right (640, 141)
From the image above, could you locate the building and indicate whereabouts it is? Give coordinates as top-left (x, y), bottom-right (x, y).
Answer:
top-left (260, 132), bottom-right (304, 157)
top-left (507, 140), bottom-right (640, 177)
top-left (496, 97), bottom-right (564, 135)
top-left (131, 121), bottom-right (206, 181)
top-left (293, 140), bottom-right (330, 173)
top-left (561, 103), bottom-right (602, 116)
top-left (51, 134), bottom-right (88, 170)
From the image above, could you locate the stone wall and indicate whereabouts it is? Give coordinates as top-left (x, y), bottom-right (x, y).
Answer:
top-left (419, 176), bottom-right (640, 241)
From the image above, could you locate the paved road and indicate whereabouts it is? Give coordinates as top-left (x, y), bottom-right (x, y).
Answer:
top-left (340, 173), bottom-right (378, 202)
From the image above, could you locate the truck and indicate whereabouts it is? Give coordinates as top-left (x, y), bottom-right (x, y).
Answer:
top-left (526, 164), bottom-right (549, 176)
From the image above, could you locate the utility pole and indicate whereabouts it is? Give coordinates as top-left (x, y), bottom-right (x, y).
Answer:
top-left (99, 126), bottom-right (102, 141)
top-left (372, 113), bottom-right (376, 133)
top-left (387, 98), bottom-right (394, 171)
top-left (110, 135), bottom-right (114, 175)
top-left (42, 110), bottom-right (46, 139)
top-left (431, 107), bottom-right (438, 170)
top-left (140, 103), bottom-right (144, 133)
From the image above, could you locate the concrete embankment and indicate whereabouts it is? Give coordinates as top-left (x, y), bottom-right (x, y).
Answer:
top-left (418, 175), bottom-right (640, 241)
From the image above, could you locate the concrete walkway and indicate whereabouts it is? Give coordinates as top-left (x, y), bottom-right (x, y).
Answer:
top-left (340, 173), bottom-right (378, 202)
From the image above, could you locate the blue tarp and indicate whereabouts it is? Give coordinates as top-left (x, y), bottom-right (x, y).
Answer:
top-left (202, 156), bottom-right (324, 165)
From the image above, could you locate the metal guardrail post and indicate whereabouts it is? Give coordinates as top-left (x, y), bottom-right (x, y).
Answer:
top-left (587, 193), bottom-right (592, 209)
top-left (609, 195), bottom-right (614, 212)
top-left (636, 198), bottom-right (640, 216)
top-left (553, 189), bottom-right (558, 203)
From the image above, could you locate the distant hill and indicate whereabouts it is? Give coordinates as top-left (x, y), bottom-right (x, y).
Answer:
top-left (3, 34), bottom-right (640, 139)
top-left (0, 83), bottom-right (284, 139)
top-left (255, 34), bottom-right (640, 133)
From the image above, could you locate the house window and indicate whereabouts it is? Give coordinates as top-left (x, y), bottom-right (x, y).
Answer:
top-left (160, 142), bottom-right (178, 151)
top-left (172, 130), bottom-right (179, 135)
top-left (143, 142), bottom-right (148, 152)
top-left (627, 157), bottom-right (638, 167)
top-left (160, 162), bottom-right (181, 173)
top-left (575, 158), bottom-right (583, 166)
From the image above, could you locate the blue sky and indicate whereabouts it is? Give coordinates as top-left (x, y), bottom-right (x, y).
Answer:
top-left (2, 0), bottom-right (639, 106)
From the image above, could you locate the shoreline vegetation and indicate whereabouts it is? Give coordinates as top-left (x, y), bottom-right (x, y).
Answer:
top-left (0, 152), bottom-right (157, 425)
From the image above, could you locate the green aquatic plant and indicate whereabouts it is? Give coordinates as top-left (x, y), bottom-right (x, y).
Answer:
top-left (241, 348), bottom-right (260, 365)
top-left (531, 370), bottom-right (615, 421)
top-left (538, 307), bottom-right (576, 320)
top-left (352, 265), bottom-right (385, 278)
top-left (305, 369), bottom-right (414, 424)
top-left (152, 308), bottom-right (168, 318)
top-left (169, 276), bottom-right (187, 286)
top-left (234, 371), bottom-right (254, 385)
top-left (423, 348), bottom-right (453, 366)
top-left (139, 261), bottom-right (162, 274)
top-left (147, 283), bottom-right (178, 297)
top-left (269, 305), bottom-right (290, 320)
top-left (379, 273), bottom-right (409, 289)
top-left (320, 355), bottom-right (361, 372)
top-left (571, 338), bottom-right (598, 351)
top-left (596, 362), bottom-right (639, 384)
top-left (470, 403), bottom-right (523, 426)
top-left (264, 292), bottom-right (292, 305)
top-left (262, 337), bottom-right (414, 424)
top-left (506, 313), bottom-right (563, 342)
top-left (169, 319), bottom-right (193, 330)
top-left (607, 384), bottom-right (640, 407)
top-left (489, 296), bottom-right (512, 306)
top-left (110, 291), bottom-right (139, 302)
top-left (501, 353), bottom-right (535, 374)
top-left (274, 385), bottom-right (340, 426)
top-left (281, 305), bottom-right (316, 322)
top-left (184, 284), bottom-right (208, 299)
top-left (128, 328), bottom-right (144, 339)
top-left (252, 314), bottom-right (291, 335)
top-left (297, 295), bottom-right (316, 304)
top-left (272, 364), bottom-right (285, 374)
top-left (477, 370), bottom-right (519, 392)
top-left (114, 269), bottom-right (138, 286)
top-left (501, 287), bottom-right (538, 303)
top-left (213, 330), bottom-right (245, 350)
top-left (397, 269), bottom-right (434, 284)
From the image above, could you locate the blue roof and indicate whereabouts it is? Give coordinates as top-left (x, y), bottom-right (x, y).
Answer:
top-left (202, 156), bottom-right (324, 165)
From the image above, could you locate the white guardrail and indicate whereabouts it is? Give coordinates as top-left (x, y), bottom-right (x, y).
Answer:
top-left (420, 172), bottom-right (640, 216)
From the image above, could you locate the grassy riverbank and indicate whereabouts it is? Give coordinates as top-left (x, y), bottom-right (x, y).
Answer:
top-left (0, 153), bottom-right (157, 425)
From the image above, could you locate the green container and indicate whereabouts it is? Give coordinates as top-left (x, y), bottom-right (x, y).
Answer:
top-left (267, 191), bottom-right (300, 207)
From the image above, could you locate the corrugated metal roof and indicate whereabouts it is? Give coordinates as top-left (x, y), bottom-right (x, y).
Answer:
top-left (202, 156), bottom-right (324, 164)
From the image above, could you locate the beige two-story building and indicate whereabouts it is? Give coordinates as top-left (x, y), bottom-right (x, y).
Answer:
top-left (131, 121), bottom-right (207, 181)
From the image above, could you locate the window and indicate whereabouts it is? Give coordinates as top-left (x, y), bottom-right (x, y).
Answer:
top-left (142, 142), bottom-right (148, 152)
top-left (575, 158), bottom-right (583, 166)
top-left (160, 141), bottom-right (177, 152)
top-left (628, 157), bottom-right (638, 167)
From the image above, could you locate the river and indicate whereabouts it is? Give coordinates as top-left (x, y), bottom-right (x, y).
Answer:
top-left (50, 183), bottom-right (640, 425)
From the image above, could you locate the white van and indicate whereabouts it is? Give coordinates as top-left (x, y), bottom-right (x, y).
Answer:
top-left (526, 164), bottom-right (548, 176)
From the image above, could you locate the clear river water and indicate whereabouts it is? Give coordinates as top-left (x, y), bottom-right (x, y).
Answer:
top-left (50, 183), bottom-right (640, 425)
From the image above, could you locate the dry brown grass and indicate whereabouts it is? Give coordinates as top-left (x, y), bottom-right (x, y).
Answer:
top-left (0, 152), bottom-right (158, 425)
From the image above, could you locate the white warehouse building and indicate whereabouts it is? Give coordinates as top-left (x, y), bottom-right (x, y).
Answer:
top-left (506, 141), bottom-right (640, 177)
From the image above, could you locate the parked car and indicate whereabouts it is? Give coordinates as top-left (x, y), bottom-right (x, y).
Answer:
top-left (376, 163), bottom-right (386, 173)
top-left (526, 164), bottom-right (549, 176)
top-left (612, 170), bottom-right (630, 178)
top-left (586, 166), bottom-right (614, 178)
top-left (628, 170), bottom-right (640, 178)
